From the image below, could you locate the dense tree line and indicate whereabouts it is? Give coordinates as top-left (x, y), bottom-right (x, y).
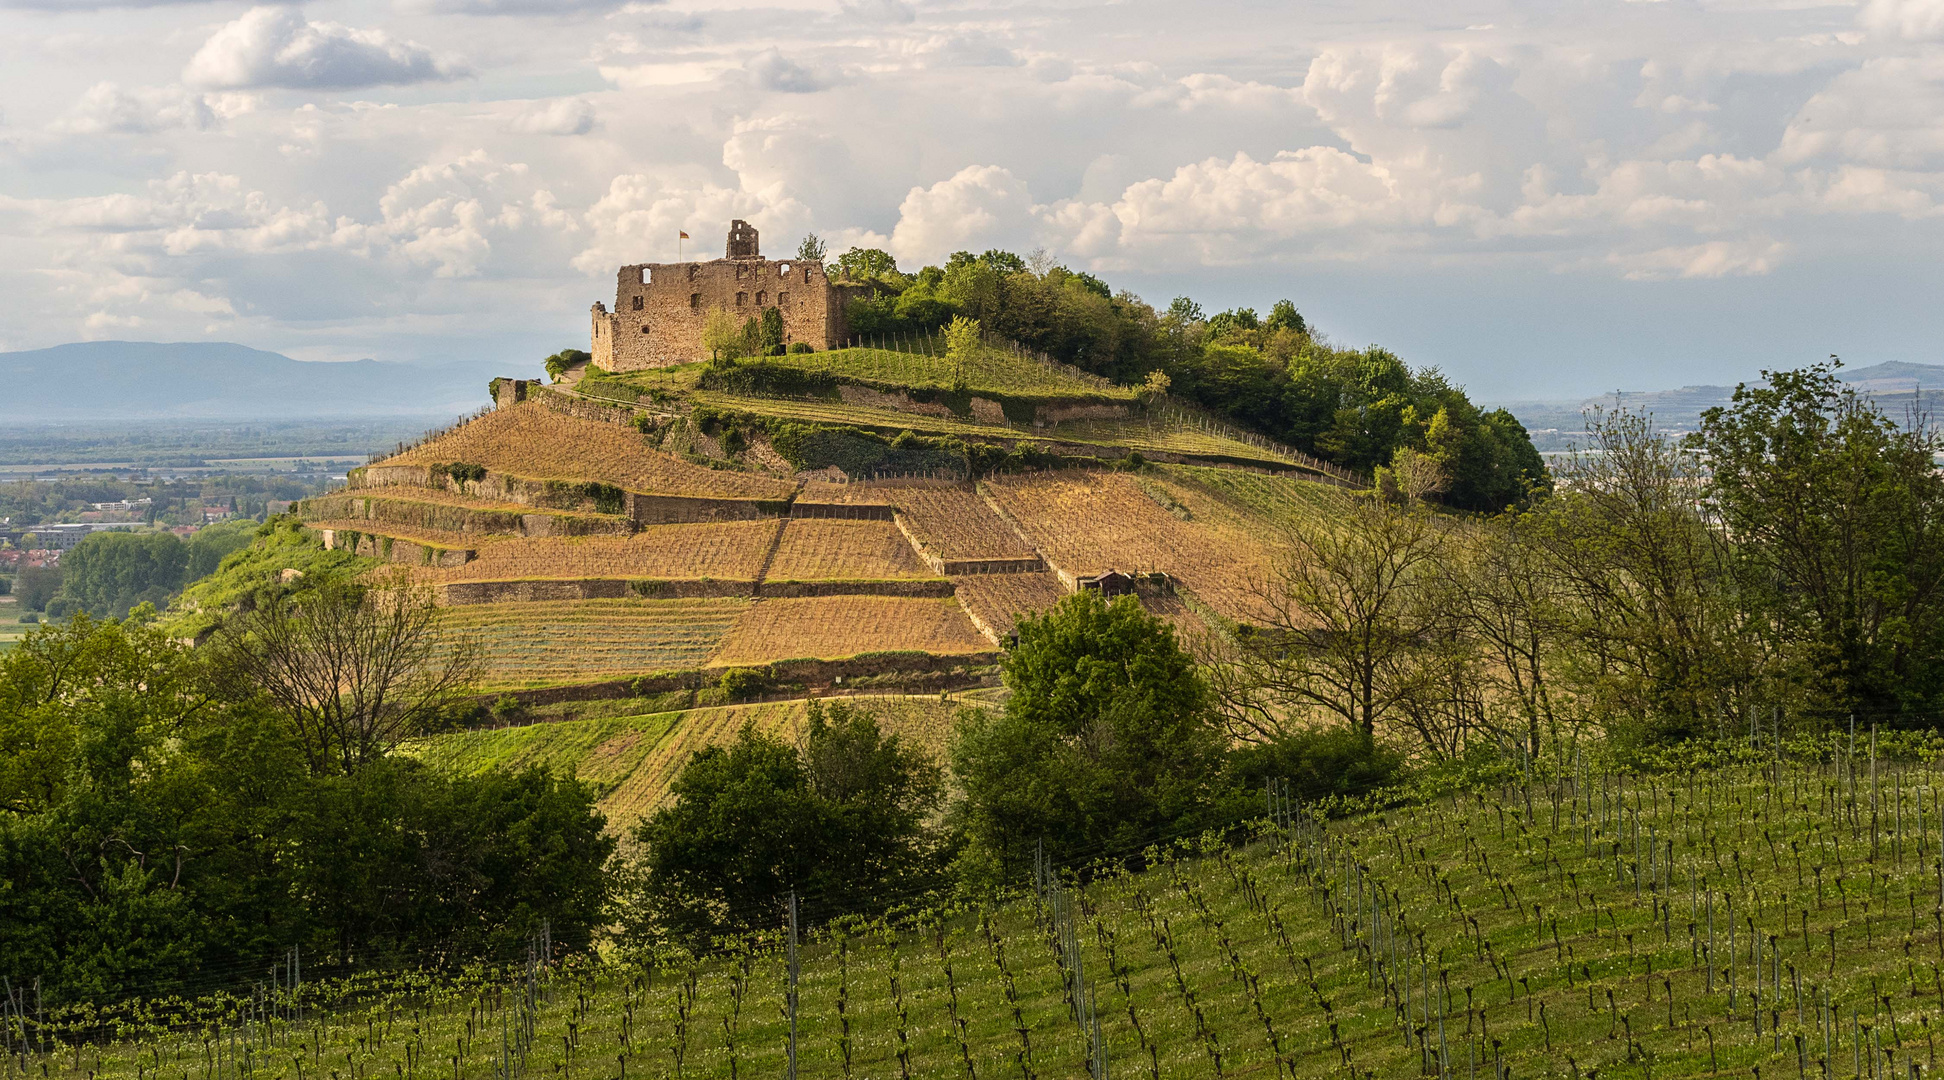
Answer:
top-left (824, 244), bottom-right (1547, 511)
top-left (42, 521), bottom-right (256, 618)
top-left (0, 582), bottom-right (612, 1005)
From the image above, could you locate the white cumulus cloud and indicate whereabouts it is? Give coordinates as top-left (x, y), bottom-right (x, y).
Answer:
top-left (889, 166), bottom-right (1043, 265)
top-left (183, 6), bottom-right (465, 91)
top-left (50, 83), bottom-right (239, 135)
top-left (1861, 0), bottom-right (1944, 40)
top-left (511, 98), bottom-right (596, 137)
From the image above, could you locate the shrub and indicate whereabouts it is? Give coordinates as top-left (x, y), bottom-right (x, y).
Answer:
top-left (576, 482), bottom-right (627, 515)
top-left (1226, 726), bottom-right (1405, 806)
top-left (436, 462), bottom-right (487, 485)
top-left (789, 341), bottom-right (814, 354)
top-left (718, 666), bottom-right (770, 701)
top-left (490, 694), bottom-right (526, 724)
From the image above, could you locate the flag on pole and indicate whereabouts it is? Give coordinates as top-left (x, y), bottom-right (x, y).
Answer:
top-left (678, 231), bottom-right (689, 239)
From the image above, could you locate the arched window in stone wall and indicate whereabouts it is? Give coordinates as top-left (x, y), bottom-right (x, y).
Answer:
top-left (632, 296), bottom-right (643, 311)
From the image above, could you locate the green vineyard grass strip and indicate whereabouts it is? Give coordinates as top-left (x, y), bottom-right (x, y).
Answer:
top-left (35, 747), bottom-right (1944, 1079)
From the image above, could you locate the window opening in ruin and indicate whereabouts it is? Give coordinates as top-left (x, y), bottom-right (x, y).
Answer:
top-left (756, 291), bottom-right (766, 306)
top-left (736, 265), bottom-right (746, 280)
top-left (640, 325), bottom-right (651, 335)
top-left (687, 265), bottom-right (698, 281)
top-left (802, 267), bottom-right (811, 284)
top-left (632, 296), bottom-right (643, 311)
top-left (690, 293), bottom-right (701, 310)
top-left (778, 291), bottom-right (788, 308)
top-left (779, 263), bottom-right (791, 274)
top-left (736, 292), bottom-right (748, 307)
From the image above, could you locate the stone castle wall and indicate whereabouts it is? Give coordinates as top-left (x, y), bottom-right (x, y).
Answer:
top-left (591, 220), bottom-right (862, 371)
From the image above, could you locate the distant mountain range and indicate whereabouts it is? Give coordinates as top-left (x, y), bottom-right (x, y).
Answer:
top-left (0, 341), bottom-right (536, 422)
top-left (1501, 361), bottom-right (1944, 445)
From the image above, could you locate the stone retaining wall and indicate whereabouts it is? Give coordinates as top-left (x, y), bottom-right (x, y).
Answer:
top-left (755, 579), bottom-right (955, 599)
top-left (317, 528), bottom-right (474, 568)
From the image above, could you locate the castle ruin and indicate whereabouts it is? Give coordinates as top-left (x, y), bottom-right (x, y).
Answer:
top-left (590, 220), bottom-right (863, 372)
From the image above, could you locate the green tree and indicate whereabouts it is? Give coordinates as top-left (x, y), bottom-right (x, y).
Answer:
top-left (759, 306), bottom-right (785, 356)
top-left (13, 564), bottom-right (61, 612)
top-left (1264, 299), bottom-right (1307, 335)
top-left (950, 591), bottom-right (1230, 883)
top-left (53, 531), bottom-right (187, 619)
top-left (795, 233), bottom-right (827, 265)
top-left (1692, 361), bottom-right (1944, 722)
top-left (834, 247), bottom-right (900, 281)
top-left (701, 307), bottom-right (745, 362)
top-left (630, 703), bottom-right (940, 941)
top-left (0, 613), bottom-right (611, 1001)
top-left (944, 315), bottom-right (981, 389)
top-left (185, 519), bottom-right (257, 581)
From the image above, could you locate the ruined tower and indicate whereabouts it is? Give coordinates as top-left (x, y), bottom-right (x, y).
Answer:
top-left (589, 221), bottom-right (864, 372)
top-left (726, 220), bottom-right (760, 260)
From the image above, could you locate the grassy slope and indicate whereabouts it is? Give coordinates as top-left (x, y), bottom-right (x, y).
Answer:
top-left (50, 751), bottom-right (1944, 1079)
top-left (579, 344), bottom-right (1297, 468)
top-left (405, 695), bottom-right (964, 834)
top-left (582, 342), bottom-right (1134, 403)
top-left (161, 517), bottom-right (379, 639)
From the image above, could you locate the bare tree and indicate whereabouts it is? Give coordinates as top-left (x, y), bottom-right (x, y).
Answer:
top-left (1225, 494), bottom-right (1447, 741)
top-left (213, 576), bottom-right (483, 775)
top-left (1532, 409), bottom-right (1753, 739)
top-left (1432, 512), bottom-right (1565, 757)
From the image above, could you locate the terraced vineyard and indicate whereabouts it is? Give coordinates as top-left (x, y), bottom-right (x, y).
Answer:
top-left (765, 520), bottom-right (937, 581)
top-left (986, 470), bottom-right (1284, 623)
top-left (712, 596), bottom-right (992, 665)
top-left (439, 598), bottom-right (750, 689)
top-left (38, 745), bottom-right (1944, 1080)
top-left (892, 484), bottom-right (1037, 560)
top-left (951, 571), bottom-right (1069, 639)
top-left (414, 521), bottom-right (781, 584)
top-left (387, 403), bottom-right (798, 499)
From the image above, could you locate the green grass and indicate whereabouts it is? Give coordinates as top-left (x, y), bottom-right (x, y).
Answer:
top-left (38, 745), bottom-right (1944, 1079)
top-left (161, 517), bottom-right (380, 639)
top-left (404, 712), bottom-right (682, 794)
top-left (689, 391), bottom-right (1302, 468)
top-left (581, 342), bottom-right (1135, 404)
top-left (764, 343), bottom-right (1136, 400)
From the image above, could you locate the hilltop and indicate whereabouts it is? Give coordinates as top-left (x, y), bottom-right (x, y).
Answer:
top-left (270, 336), bottom-right (1356, 721)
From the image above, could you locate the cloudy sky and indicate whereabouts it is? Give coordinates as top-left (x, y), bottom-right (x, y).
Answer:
top-left (1, 0), bottom-right (1940, 400)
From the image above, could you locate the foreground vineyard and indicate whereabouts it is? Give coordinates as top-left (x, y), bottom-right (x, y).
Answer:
top-left (18, 744), bottom-right (1944, 1080)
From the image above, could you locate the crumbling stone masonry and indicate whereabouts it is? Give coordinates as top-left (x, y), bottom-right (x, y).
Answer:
top-left (590, 220), bottom-right (866, 371)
